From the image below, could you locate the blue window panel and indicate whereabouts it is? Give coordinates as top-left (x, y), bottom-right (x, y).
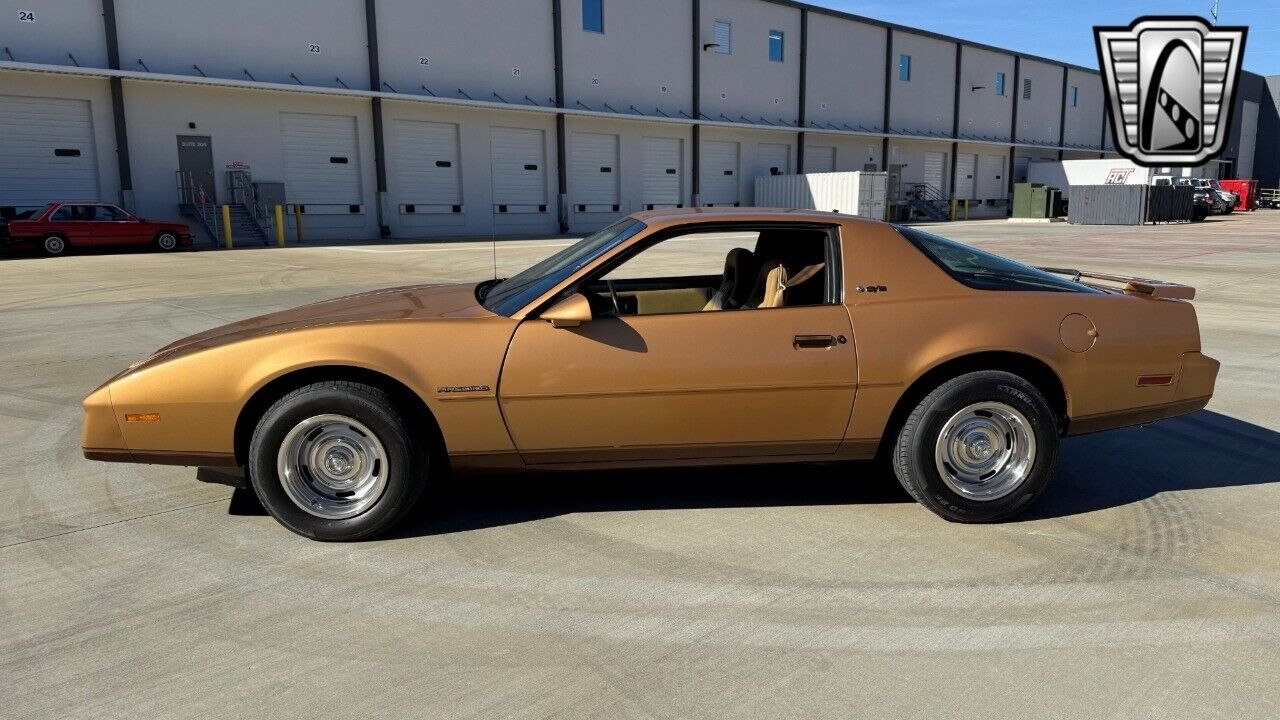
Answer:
top-left (1069, 86), bottom-right (1078, 107)
top-left (899, 54), bottom-right (911, 82)
top-left (995, 72), bottom-right (1005, 96)
top-left (768, 30), bottom-right (784, 62)
top-left (582, 0), bottom-right (603, 33)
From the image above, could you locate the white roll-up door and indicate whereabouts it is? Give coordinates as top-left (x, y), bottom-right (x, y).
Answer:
top-left (756, 143), bottom-right (791, 178)
top-left (569, 132), bottom-right (620, 212)
top-left (642, 137), bottom-right (682, 209)
top-left (393, 119), bottom-right (461, 215)
top-left (1238, 100), bottom-right (1259, 179)
top-left (923, 151), bottom-right (946, 195)
top-left (805, 145), bottom-right (836, 173)
top-left (954, 153), bottom-right (977, 199)
top-left (701, 140), bottom-right (739, 207)
top-left (978, 155), bottom-right (1006, 199)
top-left (490, 127), bottom-right (547, 213)
top-left (280, 113), bottom-right (362, 212)
top-left (0, 96), bottom-right (99, 209)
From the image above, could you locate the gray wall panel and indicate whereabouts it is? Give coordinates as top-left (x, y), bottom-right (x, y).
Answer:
top-left (805, 16), bottom-right (886, 130)
top-left (1015, 58), bottom-right (1063, 144)
top-left (889, 32), bottom-right (955, 135)
top-left (561, 0), bottom-right (691, 116)
top-left (957, 47), bottom-right (1014, 141)
top-left (115, 0), bottom-right (367, 87)
top-left (699, 0), bottom-right (801, 122)
top-left (0, 0), bottom-right (107, 67)
top-left (376, 0), bottom-right (555, 104)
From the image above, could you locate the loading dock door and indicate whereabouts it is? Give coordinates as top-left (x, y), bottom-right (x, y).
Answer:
top-left (490, 127), bottom-right (548, 213)
top-left (393, 119), bottom-right (462, 214)
top-left (569, 132), bottom-right (620, 213)
top-left (923, 151), bottom-right (946, 195)
top-left (280, 113), bottom-right (362, 211)
top-left (0, 96), bottom-right (99, 209)
top-left (641, 137), bottom-right (682, 209)
top-left (753, 143), bottom-right (792, 205)
top-left (805, 146), bottom-right (836, 173)
top-left (978, 155), bottom-right (1006, 199)
top-left (701, 140), bottom-right (740, 207)
top-left (757, 143), bottom-right (791, 178)
top-left (954, 153), bottom-right (977, 199)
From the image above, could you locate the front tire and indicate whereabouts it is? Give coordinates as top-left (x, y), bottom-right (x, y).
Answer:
top-left (892, 371), bottom-right (1059, 523)
top-left (248, 381), bottom-right (427, 540)
top-left (154, 232), bottom-right (179, 251)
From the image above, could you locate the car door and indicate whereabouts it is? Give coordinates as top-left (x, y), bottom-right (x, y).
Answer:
top-left (497, 224), bottom-right (857, 464)
top-left (87, 204), bottom-right (140, 247)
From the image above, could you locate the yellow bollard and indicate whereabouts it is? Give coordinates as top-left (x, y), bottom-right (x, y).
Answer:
top-left (274, 204), bottom-right (285, 247)
top-left (964, 200), bottom-right (970, 221)
top-left (293, 205), bottom-right (304, 244)
top-left (950, 199), bottom-right (957, 221)
top-left (221, 204), bottom-right (233, 249)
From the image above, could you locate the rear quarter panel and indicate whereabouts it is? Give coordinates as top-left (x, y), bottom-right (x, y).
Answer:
top-left (839, 221), bottom-right (1203, 442)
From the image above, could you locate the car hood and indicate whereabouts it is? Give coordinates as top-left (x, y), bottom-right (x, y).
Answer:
top-left (154, 282), bottom-right (489, 355)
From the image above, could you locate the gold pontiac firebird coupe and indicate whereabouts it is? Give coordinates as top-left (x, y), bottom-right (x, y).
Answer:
top-left (83, 209), bottom-right (1218, 540)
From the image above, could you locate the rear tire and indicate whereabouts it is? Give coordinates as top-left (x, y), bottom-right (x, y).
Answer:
top-left (42, 234), bottom-right (67, 256)
top-left (892, 370), bottom-right (1059, 523)
top-left (248, 381), bottom-right (428, 540)
top-left (154, 232), bottom-right (179, 251)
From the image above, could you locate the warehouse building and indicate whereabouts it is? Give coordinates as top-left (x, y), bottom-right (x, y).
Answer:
top-left (0, 0), bottom-right (1272, 241)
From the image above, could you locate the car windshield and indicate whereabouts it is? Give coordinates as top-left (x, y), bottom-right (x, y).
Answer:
top-left (895, 225), bottom-right (1099, 294)
top-left (481, 218), bottom-right (646, 316)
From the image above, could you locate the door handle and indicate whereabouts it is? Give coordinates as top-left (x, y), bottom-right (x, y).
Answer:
top-left (794, 334), bottom-right (838, 349)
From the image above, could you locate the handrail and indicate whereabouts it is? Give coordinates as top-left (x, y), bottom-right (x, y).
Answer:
top-left (175, 170), bottom-right (219, 243)
top-left (227, 171), bottom-right (274, 239)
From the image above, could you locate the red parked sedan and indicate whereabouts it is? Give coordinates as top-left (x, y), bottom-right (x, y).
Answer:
top-left (3, 202), bottom-right (193, 256)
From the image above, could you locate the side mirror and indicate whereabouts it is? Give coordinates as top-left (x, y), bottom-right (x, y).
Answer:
top-left (541, 294), bottom-right (593, 328)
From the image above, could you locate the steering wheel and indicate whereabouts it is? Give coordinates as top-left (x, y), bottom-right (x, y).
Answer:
top-left (605, 279), bottom-right (622, 316)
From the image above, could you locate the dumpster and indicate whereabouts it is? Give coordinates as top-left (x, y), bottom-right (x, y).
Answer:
top-left (1219, 179), bottom-right (1257, 211)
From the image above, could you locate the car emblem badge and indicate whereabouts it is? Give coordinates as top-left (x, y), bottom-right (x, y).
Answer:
top-left (1095, 16), bottom-right (1246, 166)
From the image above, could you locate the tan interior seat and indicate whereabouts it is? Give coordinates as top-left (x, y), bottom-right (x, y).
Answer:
top-left (754, 262), bottom-right (827, 309)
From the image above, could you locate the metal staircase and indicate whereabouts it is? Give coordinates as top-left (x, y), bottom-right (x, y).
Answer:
top-left (225, 204), bottom-right (268, 245)
top-left (175, 170), bottom-right (275, 247)
top-left (903, 183), bottom-right (949, 221)
top-left (176, 171), bottom-right (220, 245)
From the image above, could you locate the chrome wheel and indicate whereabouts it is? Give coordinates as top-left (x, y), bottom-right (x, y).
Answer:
top-left (933, 401), bottom-right (1036, 501)
top-left (157, 233), bottom-right (177, 250)
top-left (276, 414), bottom-right (389, 519)
top-left (43, 236), bottom-right (65, 255)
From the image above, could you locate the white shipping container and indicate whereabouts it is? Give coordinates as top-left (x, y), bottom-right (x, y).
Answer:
top-left (1027, 159), bottom-right (1216, 200)
top-left (752, 172), bottom-right (888, 219)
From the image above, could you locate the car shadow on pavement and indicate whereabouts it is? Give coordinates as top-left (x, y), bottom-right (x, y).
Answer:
top-left (393, 459), bottom-right (911, 538)
top-left (1020, 409), bottom-right (1280, 520)
top-left (234, 409), bottom-right (1279, 537)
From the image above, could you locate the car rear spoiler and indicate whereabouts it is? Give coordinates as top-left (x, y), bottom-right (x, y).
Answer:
top-left (1037, 268), bottom-right (1196, 300)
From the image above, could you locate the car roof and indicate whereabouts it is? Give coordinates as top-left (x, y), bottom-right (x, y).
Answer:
top-left (629, 206), bottom-right (885, 227)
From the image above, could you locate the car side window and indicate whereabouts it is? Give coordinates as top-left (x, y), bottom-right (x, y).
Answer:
top-left (51, 206), bottom-right (75, 221)
top-left (94, 205), bottom-right (129, 220)
top-left (585, 225), bottom-right (835, 317)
